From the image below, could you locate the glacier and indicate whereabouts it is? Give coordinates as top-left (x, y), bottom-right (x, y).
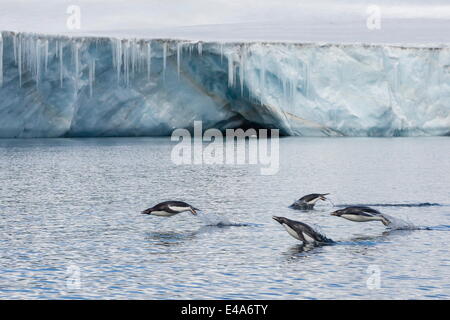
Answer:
top-left (0, 30), bottom-right (449, 138)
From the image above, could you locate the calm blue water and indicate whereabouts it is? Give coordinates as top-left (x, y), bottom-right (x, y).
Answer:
top-left (1, 137), bottom-right (449, 299)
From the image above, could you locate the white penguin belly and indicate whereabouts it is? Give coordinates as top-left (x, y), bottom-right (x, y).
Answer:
top-left (168, 206), bottom-right (189, 213)
top-left (342, 214), bottom-right (380, 222)
top-left (302, 232), bottom-right (315, 243)
top-left (151, 211), bottom-right (178, 217)
top-left (283, 224), bottom-right (302, 241)
top-left (307, 198), bottom-right (320, 205)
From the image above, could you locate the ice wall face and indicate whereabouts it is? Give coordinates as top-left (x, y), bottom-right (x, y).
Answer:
top-left (0, 31), bottom-right (449, 138)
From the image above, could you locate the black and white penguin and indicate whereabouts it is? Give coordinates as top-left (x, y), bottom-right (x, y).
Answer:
top-left (272, 216), bottom-right (333, 244)
top-left (290, 193), bottom-right (330, 210)
top-left (330, 206), bottom-right (391, 226)
top-left (141, 201), bottom-right (199, 217)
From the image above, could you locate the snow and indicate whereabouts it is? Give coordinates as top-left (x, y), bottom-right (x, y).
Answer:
top-left (1, 0), bottom-right (450, 44)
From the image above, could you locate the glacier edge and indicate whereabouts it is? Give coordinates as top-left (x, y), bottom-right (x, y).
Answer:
top-left (0, 30), bottom-right (449, 138)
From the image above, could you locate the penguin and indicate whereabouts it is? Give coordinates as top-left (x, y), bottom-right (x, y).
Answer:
top-left (330, 206), bottom-right (391, 226)
top-left (141, 201), bottom-right (199, 217)
top-left (290, 193), bottom-right (330, 210)
top-left (272, 216), bottom-right (333, 244)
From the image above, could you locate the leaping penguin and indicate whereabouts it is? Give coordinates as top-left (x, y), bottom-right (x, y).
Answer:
top-left (330, 206), bottom-right (391, 226)
top-left (272, 216), bottom-right (333, 244)
top-left (141, 201), bottom-right (199, 217)
top-left (290, 193), bottom-right (330, 210)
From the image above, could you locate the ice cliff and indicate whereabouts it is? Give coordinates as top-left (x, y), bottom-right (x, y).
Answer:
top-left (0, 31), bottom-right (449, 138)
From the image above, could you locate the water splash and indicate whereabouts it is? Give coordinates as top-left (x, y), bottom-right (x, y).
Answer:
top-left (290, 198), bottom-right (335, 210)
top-left (196, 211), bottom-right (253, 227)
top-left (309, 223), bottom-right (334, 243)
top-left (383, 213), bottom-right (418, 230)
top-left (326, 198), bottom-right (336, 207)
top-left (196, 211), bottom-right (232, 226)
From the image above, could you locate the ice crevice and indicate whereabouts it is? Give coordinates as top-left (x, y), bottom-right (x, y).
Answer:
top-left (0, 31), bottom-right (449, 138)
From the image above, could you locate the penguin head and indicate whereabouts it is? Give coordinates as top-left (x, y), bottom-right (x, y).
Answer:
top-left (330, 209), bottom-right (343, 217)
top-left (189, 206), bottom-right (199, 215)
top-left (141, 208), bottom-right (153, 215)
top-left (272, 216), bottom-right (288, 224)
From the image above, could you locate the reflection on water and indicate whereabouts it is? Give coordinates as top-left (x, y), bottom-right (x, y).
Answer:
top-left (145, 231), bottom-right (198, 246)
top-left (1, 137), bottom-right (450, 299)
top-left (283, 243), bottom-right (331, 261)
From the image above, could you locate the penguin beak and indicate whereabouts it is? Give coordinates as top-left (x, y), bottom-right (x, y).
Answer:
top-left (330, 211), bottom-right (338, 216)
top-left (272, 216), bottom-right (282, 224)
top-left (141, 209), bottom-right (151, 215)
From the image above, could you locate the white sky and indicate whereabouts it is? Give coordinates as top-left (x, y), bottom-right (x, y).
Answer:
top-left (1, 0), bottom-right (450, 42)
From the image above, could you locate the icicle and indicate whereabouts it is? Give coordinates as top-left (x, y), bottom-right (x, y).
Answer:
top-left (134, 41), bottom-right (139, 76)
top-left (0, 33), bottom-right (3, 88)
top-left (123, 40), bottom-right (128, 86)
top-left (127, 40), bottom-right (131, 85)
top-left (131, 40), bottom-right (136, 79)
top-left (126, 40), bottom-right (129, 86)
top-left (138, 41), bottom-right (142, 73)
top-left (138, 42), bottom-right (142, 73)
top-left (36, 39), bottom-right (41, 88)
top-left (162, 42), bottom-right (167, 81)
top-left (116, 39), bottom-right (122, 85)
top-left (13, 34), bottom-right (17, 64)
top-left (127, 41), bottom-right (131, 85)
top-left (220, 43), bottom-right (224, 63)
top-left (130, 40), bottom-right (134, 77)
top-left (125, 40), bottom-right (130, 86)
top-left (227, 53), bottom-right (234, 87)
top-left (123, 41), bottom-right (127, 86)
top-left (197, 42), bottom-right (202, 56)
top-left (74, 41), bottom-right (79, 91)
top-left (30, 37), bottom-right (35, 75)
top-left (30, 36), bottom-right (34, 77)
top-left (136, 42), bottom-right (141, 71)
top-left (111, 40), bottom-right (116, 68)
top-left (18, 35), bottom-right (22, 87)
top-left (89, 59), bottom-right (95, 97)
top-left (239, 46), bottom-right (246, 96)
top-left (25, 37), bottom-right (30, 74)
top-left (146, 41), bottom-right (151, 81)
top-left (59, 41), bottom-right (64, 88)
top-left (44, 40), bottom-right (49, 73)
top-left (141, 42), bottom-right (145, 71)
top-left (176, 42), bottom-right (182, 79)
top-left (29, 37), bottom-right (33, 75)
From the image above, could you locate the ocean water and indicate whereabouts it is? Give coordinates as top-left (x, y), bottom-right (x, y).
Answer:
top-left (0, 137), bottom-right (449, 299)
